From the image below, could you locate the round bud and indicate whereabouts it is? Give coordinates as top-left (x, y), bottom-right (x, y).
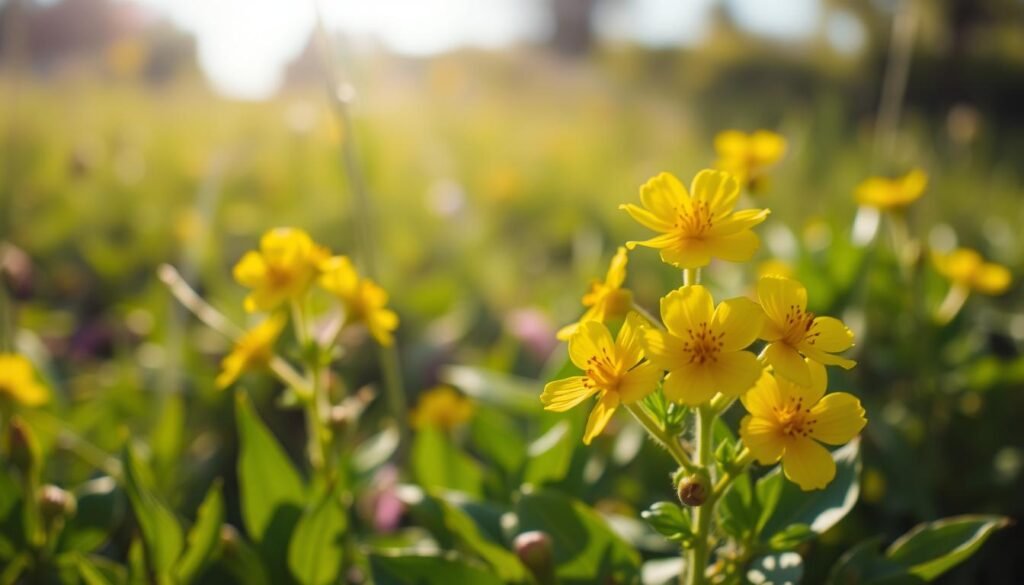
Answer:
top-left (220, 524), bottom-right (240, 556)
top-left (676, 474), bottom-right (710, 507)
top-left (514, 530), bottom-right (555, 585)
top-left (39, 485), bottom-right (76, 522)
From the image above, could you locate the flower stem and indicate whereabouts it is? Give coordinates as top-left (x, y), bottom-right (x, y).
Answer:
top-left (687, 406), bottom-right (715, 585)
top-left (934, 284), bottom-right (969, 325)
top-left (157, 264), bottom-right (243, 339)
top-left (292, 299), bottom-right (332, 476)
top-left (625, 403), bottom-right (696, 474)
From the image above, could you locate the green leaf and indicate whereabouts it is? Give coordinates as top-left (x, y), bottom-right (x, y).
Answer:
top-left (716, 473), bottom-right (757, 541)
top-left (122, 444), bottom-right (184, 575)
top-left (0, 466), bottom-right (25, 559)
top-left (411, 427), bottom-right (484, 496)
top-left (150, 393), bottom-right (185, 489)
top-left (369, 552), bottom-right (505, 585)
top-left (522, 421), bottom-right (576, 486)
top-left (641, 501), bottom-right (692, 544)
top-left (515, 488), bottom-right (640, 584)
top-left (826, 538), bottom-right (920, 585)
top-left (174, 480), bottom-right (225, 584)
top-left (59, 477), bottom-right (124, 554)
top-left (235, 392), bottom-right (307, 543)
top-left (885, 515), bottom-right (1010, 581)
top-left (216, 526), bottom-right (271, 585)
top-left (469, 407), bottom-right (526, 475)
top-left (0, 553), bottom-right (30, 585)
top-left (746, 552), bottom-right (803, 585)
top-left (68, 552), bottom-right (124, 585)
top-left (287, 484), bottom-right (348, 585)
top-left (757, 439), bottom-right (861, 548)
top-left (431, 494), bottom-right (529, 583)
top-left (439, 365), bottom-right (543, 415)
top-left (235, 392), bottom-right (306, 584)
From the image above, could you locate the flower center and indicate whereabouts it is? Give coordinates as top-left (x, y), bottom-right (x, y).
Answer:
top-left (675, 201), bottom-right (715, 238)
top-left (582, 348), bottom-right (620, 392)
top-left (782, 304), bottom-right (816, 346)
top-left (682, 322), bottom-right (724, 365)
top-left (773, 396), bottom-right (816, 437)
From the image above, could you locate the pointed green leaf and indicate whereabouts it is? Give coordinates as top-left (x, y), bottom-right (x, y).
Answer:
top-left (174, 479), bottom-right (225, 584)
top-left (411, 427), bottom-right (483, 496)
top-left (885, 515), bottom-right (1010, 581)
top-left (288, 484), bottom-right (347, 585)
top-left (122, 445), bottom-right (184, 575)
top-left (369, 553), bottom-right (505, 585)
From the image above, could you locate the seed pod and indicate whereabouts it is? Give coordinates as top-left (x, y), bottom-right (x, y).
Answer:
top-left (39, 485), bottom-right (77, 522)
top-left (514, 530), bottom-right (555, 585)
top-left (677, 474), bottom-right (710, 507)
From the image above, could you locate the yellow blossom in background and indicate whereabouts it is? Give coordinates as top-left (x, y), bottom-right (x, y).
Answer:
top-left (855, 169), bottom-right (928, 211)
top-left (216, 315), bottom-right (287, 389)
top-left (714, 130), bottom-right (787, 191)
top-left (758, 276), bottom-right (855, 387)
top-left (642, 285), bottom-right (764, 405)
top-left (319, 256), bottom-right (399, 346)
top-left (409, 386), bottom-right (475, 431)
top-left (740, 361), bottom-right (866, 491)
top-left (541, 314), bottom-right (661, 444)
top-left (933, 248), bottom-right (1012, 296)
top-left (621, 170), bottom-right (770, 269)
top-left (0, 354), bottom-right (49, 406)
top-left (557, 247), bottom-right (634, 341)
top-left (756, 259), bottom-right (795, 280)
top-left (233, 228), bottom-right (330, 312)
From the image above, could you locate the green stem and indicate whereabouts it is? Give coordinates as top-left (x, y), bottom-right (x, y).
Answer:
top-left (687, 406), bottom-right (715, 585)
top-left (625, 403), bottom-right (697, 473)
top-left (292, 299), bottom-right (332, 476)
top-left (934, 284), bottom-right (969, 325)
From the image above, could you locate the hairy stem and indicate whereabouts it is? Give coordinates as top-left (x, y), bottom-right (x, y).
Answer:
top-left (687, 407), bottom-right (715, 585)
top-left (625, 403), bottom-right (697, 474)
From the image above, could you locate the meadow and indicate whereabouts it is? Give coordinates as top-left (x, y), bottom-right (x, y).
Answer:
top-left (1, 42), bottom-right (1023, 584)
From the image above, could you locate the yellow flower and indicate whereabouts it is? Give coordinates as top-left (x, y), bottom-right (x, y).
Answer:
top-left (757, 276), bottom-right (855, 387)
top-left (855, 169), bottom-right (927, 211)
top-left (933, 248), bottom-right (1011, 296)
top-left (0, 354), bottom-right (49, 406)
top-left (642, 285), bottom-right (764, 406)
top-left (557, 247), bottom-right (634, 341)
top-left (319, 256), bottom-right (399, 346)
top-left (410, 386), bottom-right (475, 431)
top-left (740, 361), bottom-right (866, 490)
top-left (714, 130), bottom-right (787, 190)
top-left (756, 259), bottom-right (795, 280)
top-left (216, 315), bottom-right (287, 389)
top-left (621, 170), bottom-right (770, 269)
top-left (233, 228), bottom-right (330, 312)
top-left (541, 313), bottom-right (662, 445)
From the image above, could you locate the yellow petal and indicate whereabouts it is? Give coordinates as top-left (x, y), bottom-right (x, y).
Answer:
top-left (804, 316), bottom-right (854, 353)
top-left (781, 438), bottom-right (836, 491)
top-left (741, 369), bottom-right (783, 418)
top-left (641, 328), bottom-right (684, 371)
top-left (583, 392), bottom-right (619, 444)
top-left (740, 415), bottom-right (785, 464)
top-left (691, 169), bottom-right (740, 216)
top-left (750, 131), bottom-right (787, 166)
top-left (615, 312), bottom-right (646, 369)
top-left (663, 364), bottom-right (716, 406)
top-left (568, 321), bottom-right (615, 371)
top-left (708, 208), bottom-right (770, 237)
top-left (705, 230), bottom-right (761, 263)
top-left (541, 376), bottom-right (597, 412)
top-left (640, 172), bottom-right (688, 220)
top-left (802, 345), bottom-right (857, 370)
top-left (710, 351), bottom-right (763, 397)
top-left (661, 285), bottom-right (714, 338)
top-left (618, 361), bottom-right (662, 404)
top-left (714, 130), bottom-right (749, 159)
top-left (556, 322), bottom-right (580, 341)
top-left (809, 392), bottom-right (866, 445)
top-left (605, 247), bottom-right (629, 289)
top-left (621, 203), bottom-right (673, 233)
top-left (777, 359), bottom-right (828, 405)
top-left (233, 252), bottom-right (267, 288)
top-left (658, 239), bottom-right (713, 269)
top-left (712, 297), bottom-right (764, 352)
top-left (764, 342), bottom-right (811, 387)
top-left (974, 263), bottom-right (1011, 295)
top-left (757, 276), bottom-right (807, 326)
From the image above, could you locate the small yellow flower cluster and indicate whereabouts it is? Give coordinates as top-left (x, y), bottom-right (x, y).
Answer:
top-left (713, 130), bottom-right (787, 193)
top-left (544, 157), bottom-right (866, 491)
top-left (218, 227), bottom-right (399, 388)
top-left (0, 353), bottom-right (49, 407)
top-left (409, 386), bottom-right (475, 431)
top-left (855, 169), bottom-right (927, 212)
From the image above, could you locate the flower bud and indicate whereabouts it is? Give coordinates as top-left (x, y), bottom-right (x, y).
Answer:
top-left (676, 474), bottom-right (710, 507)
top-left (39, 485), bottom-right (76, 523)
top-left (514, 530), bottom-right (555, 585)
top-left (220, 524), bottom-right (240, 556)
top-left (7, 418), bottom-right (39, 475)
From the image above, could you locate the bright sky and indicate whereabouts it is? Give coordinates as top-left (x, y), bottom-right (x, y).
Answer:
top-left (132, 0), bottom-right (823, 100)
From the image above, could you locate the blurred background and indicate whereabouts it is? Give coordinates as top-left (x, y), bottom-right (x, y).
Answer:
top-left (2, 0), bottom-right (1024, 582)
